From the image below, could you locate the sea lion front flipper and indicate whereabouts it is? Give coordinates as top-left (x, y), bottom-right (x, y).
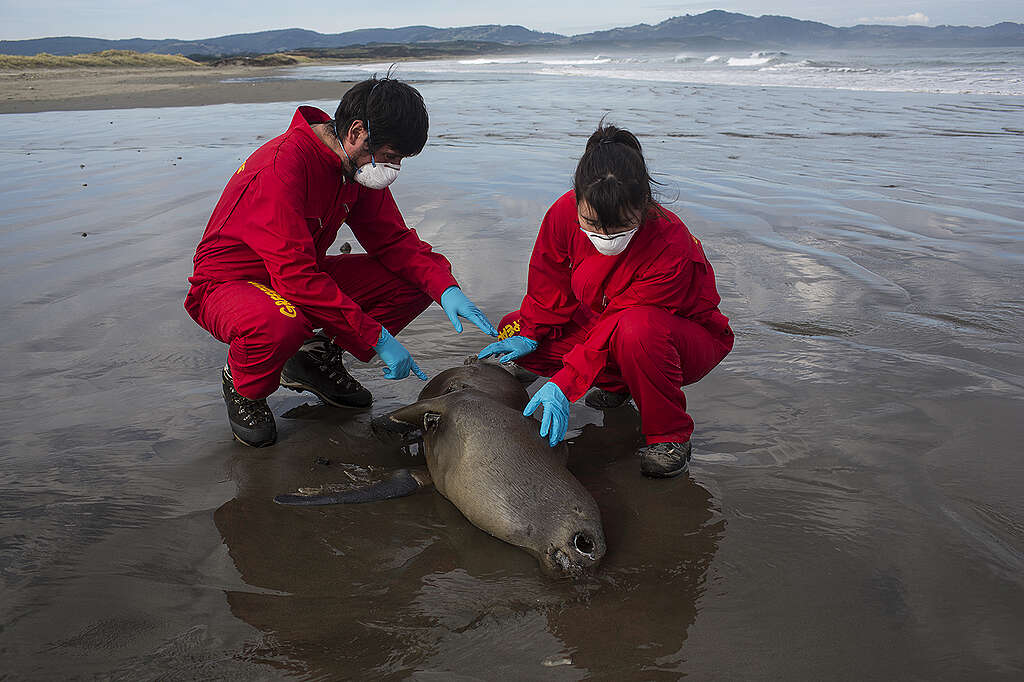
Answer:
top-left (370, 413), bottom-right (420, 438)
top-left (384, 392), bottom-right (465, 429)
top-left (274, 467), bottom-right (432, 506)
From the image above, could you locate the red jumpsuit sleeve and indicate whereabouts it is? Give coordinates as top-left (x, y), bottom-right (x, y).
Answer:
top-left (241, 170), bottom-right (383, 357)
top-left (345, 186), bottom-right (458, 302)
top-left (549, 255), bottom-right (701, 402)
top-left (517, 201), bottom-right (578, 342)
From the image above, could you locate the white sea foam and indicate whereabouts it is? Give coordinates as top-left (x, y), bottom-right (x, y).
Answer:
top-left (457, 58), bottom-right (514, 65)
top-left (760, 60), bottom-right (813, 71)
top-left (728, 52), bottom-right (778, 67)
top-left (457, 56), bottom-right (611, 66)
top-left (728, 56), bottom-right (774, 66)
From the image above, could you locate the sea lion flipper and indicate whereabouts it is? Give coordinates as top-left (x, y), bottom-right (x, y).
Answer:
top-left (385, 393), bottom-right (462, 428)
top-left (274, 467), bottom-right (431, 506)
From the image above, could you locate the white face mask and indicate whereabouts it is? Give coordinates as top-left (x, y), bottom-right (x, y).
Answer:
top-left (581, 226), bottom-right (639, 256)
top-left (337, 119), bottom-right (401, 190)
top-left (353, 157), bottom-right (400, 189)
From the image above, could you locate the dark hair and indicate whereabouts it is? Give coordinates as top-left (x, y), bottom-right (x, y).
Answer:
top-left (334, 73), bottom-right (428, 157)
top-left (573, 122), bottom-right (657, 229)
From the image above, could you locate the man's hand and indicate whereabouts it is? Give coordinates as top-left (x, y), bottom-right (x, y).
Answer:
top-left (440, 286), bottom-right (498, 336)
top-left (374, 328), bottom-right (428, 381)
top-left (523, 381), bottom-right (570, 447)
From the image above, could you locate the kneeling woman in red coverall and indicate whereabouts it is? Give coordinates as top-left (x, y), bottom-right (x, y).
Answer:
top-left (479, 124), bottom-right (734, 478)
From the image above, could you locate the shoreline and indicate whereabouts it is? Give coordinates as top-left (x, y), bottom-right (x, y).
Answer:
top-left (0, 64), bottom-right (354, 113)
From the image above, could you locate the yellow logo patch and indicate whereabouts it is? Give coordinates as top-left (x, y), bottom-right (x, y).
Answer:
top-left (497, 319), bottom-right (521, 341)
top-left (236, 162), bottom-right (246, 174)
top-left (248, 281), bottom-right (297, 318)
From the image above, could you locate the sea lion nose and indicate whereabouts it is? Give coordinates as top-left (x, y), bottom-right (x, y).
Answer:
top-left (572, 532), bottom-right (597, 558)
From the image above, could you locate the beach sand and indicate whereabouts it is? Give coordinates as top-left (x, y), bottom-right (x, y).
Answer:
top-left (2, 70), bottom-right (1022, 679)
top-left (0, 65), bottom-right (351, 113)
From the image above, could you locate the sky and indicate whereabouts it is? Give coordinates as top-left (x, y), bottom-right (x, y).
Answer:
top-left (2, 1), bottom-right (1022, 42)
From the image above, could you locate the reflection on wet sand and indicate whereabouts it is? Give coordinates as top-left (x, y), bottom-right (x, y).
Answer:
top-left (214, 401), bottom-right (722, 678)
top-left (551, 411), bottom-right (725, 677)
top-left (3, 73), bottom-right (1023, 677)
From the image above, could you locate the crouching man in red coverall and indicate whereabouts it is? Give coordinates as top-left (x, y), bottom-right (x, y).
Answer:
top-left (185, 77), bottom-right (497, 447)
top-left (479, 123), bottom-right (733, 478)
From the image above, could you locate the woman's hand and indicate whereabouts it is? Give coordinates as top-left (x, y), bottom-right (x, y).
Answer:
top-left (523, 381), bottom-right (570, 447)
top-left (477, 335), bottom-right (539, 364)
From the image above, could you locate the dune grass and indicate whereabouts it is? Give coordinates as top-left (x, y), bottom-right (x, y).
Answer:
top-left (0, 50), bottom-right (205, 69)
top-left (205, 53), bottom-right (310, 67)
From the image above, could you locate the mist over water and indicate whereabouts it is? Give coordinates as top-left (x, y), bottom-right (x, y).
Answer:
top-left (1, 51), bottom-right (1023, 678)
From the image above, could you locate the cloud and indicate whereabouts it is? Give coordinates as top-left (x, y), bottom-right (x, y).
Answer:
top-left (856, 12), bottom-right (930, 26)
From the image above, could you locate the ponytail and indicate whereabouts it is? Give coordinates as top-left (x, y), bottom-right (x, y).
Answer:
top-left (574, 121), bottom-right (657, 229)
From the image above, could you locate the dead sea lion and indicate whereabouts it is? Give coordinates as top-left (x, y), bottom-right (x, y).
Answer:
top-left (276, 360), bottom-right (606, 577)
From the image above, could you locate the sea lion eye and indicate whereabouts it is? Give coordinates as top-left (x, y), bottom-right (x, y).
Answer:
top-left (423, 412), bottom-right (441, 432)
top-left (572, 532), bottom-right (595, 557)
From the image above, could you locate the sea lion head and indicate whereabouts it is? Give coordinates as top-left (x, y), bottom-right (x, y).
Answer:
top-left (417, 359), bottom-right (528, 410)
top-left (542, 514), bottom-right (607, 579)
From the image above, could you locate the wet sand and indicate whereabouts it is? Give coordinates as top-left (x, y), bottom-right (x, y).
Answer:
top-left (0, 65), bottom-right (353, 113)
top-left (1, 74), bottom-right (1023, 679)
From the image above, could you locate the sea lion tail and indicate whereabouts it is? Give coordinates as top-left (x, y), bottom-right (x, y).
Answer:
top-left (274, 467), bottom-right (432, 506)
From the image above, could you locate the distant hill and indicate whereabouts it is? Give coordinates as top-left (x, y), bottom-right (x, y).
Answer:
top-left (0, 25), bottom-right (562, 57)
top-left (2, 11), bottom-right (1021, 57)
top-left (572, 10), bottom-right (1024, 47)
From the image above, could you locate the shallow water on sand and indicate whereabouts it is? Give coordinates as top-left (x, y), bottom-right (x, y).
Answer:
top-left (1, 75), bottom-right (1023, 679)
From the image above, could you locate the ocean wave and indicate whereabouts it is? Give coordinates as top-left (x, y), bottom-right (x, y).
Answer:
top-left (726, 51), bottom-right (790, 67)
top-left (457, 56), bottom-right (611, 66)
top-left (759, 59), bottom-right (876, 74)
top-left (531, 63), bottom-right (1022, 96)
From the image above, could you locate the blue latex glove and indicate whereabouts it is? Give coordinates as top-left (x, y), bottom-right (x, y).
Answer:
top-left (477, 335), bottom-right (539, 364)
top-left (374, 328), bottom-right (428, 381)
top-left (523, 381), bottom-right (570, 447)
top-left (440, 286), bottom-right (498, 336)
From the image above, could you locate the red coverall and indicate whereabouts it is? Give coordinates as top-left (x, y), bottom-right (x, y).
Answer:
top-left (500, 190), bottom-right (734, 445)
top-left (184, 107), bottom-right (458, 399)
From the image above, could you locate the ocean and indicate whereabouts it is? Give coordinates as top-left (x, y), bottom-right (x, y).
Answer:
top-left (1, 46), bottom-right (1022, 678)
top-left (270, 46), bottom-right (1024, 95)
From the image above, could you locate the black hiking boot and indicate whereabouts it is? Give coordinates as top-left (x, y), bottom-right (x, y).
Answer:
top-left (584, 387), bottom-right (631, 410)
top-left (280, 332), bottom-right (372, 408)
top-left (222, 366), bottom-right (277, 447)
top-left (638, 441), bottom-right (692, 478)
